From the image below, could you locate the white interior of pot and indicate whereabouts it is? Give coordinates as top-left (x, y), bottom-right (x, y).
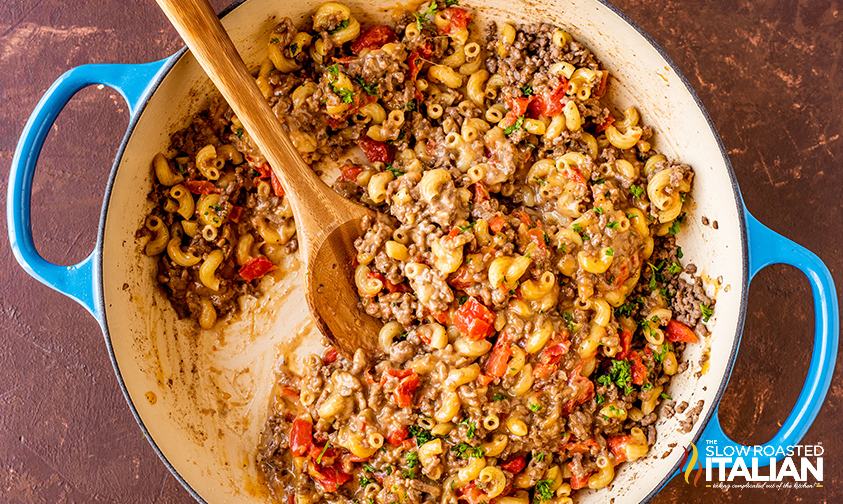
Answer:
top-left (100, 0), bottom-right (746, 502)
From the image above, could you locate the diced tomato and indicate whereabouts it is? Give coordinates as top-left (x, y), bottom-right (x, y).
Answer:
top-left (239, 257), bottom-right (277, 282)
top-left (484, 334), bottom-right (512, 378)
top-left (629, 350), bottom-right (647, 386)
top-left (453, 297), bottom-right (497, 341)
top-left (477, 373), bottom-right (494, 386)
top-left (339, 164), bottom-right (364, 182)
top-left (393, 370), bottom-right (419, 408)
top-left (433, 310), bottom-right (451, 326)
top-left (533, 362), bottom-right (556, 379)
top-left (596, 113), bottom-right (615, 133)
top-left (183, 180), bottom-right (220, 194)
top-left (506, 96), bottom-right (534, 118)
top-left (323, 348), bottom-right (339, 365)
top-left (367, 271), bottom-right (386, 287)
top-left (594, 70), bottom-right (609, 98)
top-left (280, 387), bottom-right (299, 397)
top-left (308, 462), bottom-right (352, 492)
top-left (448, 266), bottom-right (474, 290)
top-left (535, 340), bottom-right (571, 378)
top-left (384, 279), bottom-right (411, 294)
top-left (227, 205), bottom-right (243, 223)
top-left (358, 136), bottom-right (395, 164)
top-left (269, 168), bottom-right (286, 197)
top-left (381, 368), bottom-right (415, 384)
top-left (473, 182), bottom-right (490, 203)
top-left (526, 228), bottom-right (548, 251)
top-left (350, 25), bottom-right (397, 54)
top-left (566, 442), bottom-right (592, 455)
top-left (254, 163), bottom-right (272, 179)
top-left (458, 482), bottom-right (488, 504)
top-left (562, 164), bottom-right (586, 185)
top-left (438, 7), bottom-right (472, 34)
top-left (608, 434), bottom-right (632, 464)
top-left (568, 463), bottom-right (593, 490)
top-left (617, 327), bottom-right (633, 360)
top-left (561, 362), bottom-right (595, 416)
top-left (529, 78), bottom-right (569, 117)
top-left (489, 216), bottom-right (506, 234)
top-left (665, 319), bottom-right (699, 343)
top-left (290, 418), bottom-right (313, 457)
top-left (387, 425), bottom-right (409, 446)
top-left (408, 51), bottom-right (424, 81)
top-left (500, 456), bottom-right (527, 474)
top-left (613, 261), bottom-right (629, 289)
top-left (512, 210), bottom-right (532, 226)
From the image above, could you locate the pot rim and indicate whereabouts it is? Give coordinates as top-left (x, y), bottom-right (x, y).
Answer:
top-left (96, 0), bottom-right (749, 502)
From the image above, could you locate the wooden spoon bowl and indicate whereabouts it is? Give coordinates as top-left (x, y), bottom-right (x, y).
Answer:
top-left (155, 0), bottom-right (382, 358)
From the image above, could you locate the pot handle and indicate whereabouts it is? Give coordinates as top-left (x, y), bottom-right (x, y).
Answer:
top-left (691, 211), bottom-right (838, 469)
top-left (7, 59), bottom-right (171, 321)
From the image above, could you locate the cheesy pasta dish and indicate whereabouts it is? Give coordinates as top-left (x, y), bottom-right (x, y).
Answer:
top-left (142, 1), bottom-right (715, 502)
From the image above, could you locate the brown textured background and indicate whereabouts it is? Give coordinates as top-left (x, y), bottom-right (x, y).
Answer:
top-left (0, 0), bottom-right (840, 502)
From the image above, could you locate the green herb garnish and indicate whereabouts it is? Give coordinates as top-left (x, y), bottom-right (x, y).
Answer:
top-left (629, 184), bottom-right (645, 199)
top-left (328, 19), bottom-right (349, 34)
top-left (701, 303), bottom-right (713, 322)
top-left (503, 116), bottom-right (525, 135)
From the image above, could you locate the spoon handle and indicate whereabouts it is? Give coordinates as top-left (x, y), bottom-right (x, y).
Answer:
top-left (154, 0), bottom-right (338, 234)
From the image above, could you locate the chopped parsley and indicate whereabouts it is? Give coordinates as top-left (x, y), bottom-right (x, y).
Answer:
top-left (328, 19), bottom-right (349, 35)
top-left (458, 418), bottom-right (476, 439)
top-left (668, 262), bottom-right (683, 274)
top-left (626, 212), bottom-right (637, 220)
top-left (533, 176), bottom-right (547, 185)
top-left (534, 479), bottom-right (555, 503)
top-left (629, 184), bottom-right (645, 199)
top-left (235, 128), bottom-right (244, 138)
top-left (176, 164), bottom-right (186, 173)
top-left (445, 0), bottom-right (460, 5)
top-left (363, 463), bottom-right (377, 473)
top-left (359, 475), bottom-right (376, 487)
top-left (528, 402), bottom-right (543, 413)
top-left (452, 442), bottom-right (484, 459)
top-left (677, 246), bottom-right (684, 259)
top-left (602, 359), bottom-right (633, 395)
top-left (596, 394), bottom-right (605, 405)
top-left (660, 392), bottom-right (673, 400)
top-left (563, 312), bottom-right (575, 332)
top-left (457, 222), bottom-right (474, 233)
top-left (209, 204), bottom-right (223, 211)
top-left (386, 164), bottom-right (405, 178)
top-left (270, 37), bottom-right (280, 44)
top-left (355, 77), bottom-right (379, 96)
top-left (521, 85), bottom-right (533, 96)
top-left (316, 441), bottom-right (331, 464)
top-left (408, 425), bottom-right (434, 446)
top-left (594, 207), bottom-right (604, 215)
top-left (605, 247), bottom-right (614, 257)
top-left (413, 2), bottom-right (439, 31)
top-left (503, 116), bottom-right (525, 135)
top-left (668, 220), bottom-right (681, 235)
top-left (458, 295), bottom-right (469, 305)
top-left (406, 99), bottom-right (417, 112)
top-left (701, 303), bottom-right (713, 322)
top-left (642, 383), bottom-right (654, 390)
top-left (535, 452), bottom-right (545, 462)
top-left (614, 301), bottom-right (636, 318)
top-left (653, 342), bottom-right (670, 365)
top-left (289, 42), bottom-right (298, 55)
top-left (492, 393), bottom-right (506, 401)
top-left (607, 221), bottom-right (620, 230)
top-left (572, 223), bottom-right (583, 234)
top-left (336, 87), bottom-right (355, 104)
top-left (403, 451), bottom-right (420, 479)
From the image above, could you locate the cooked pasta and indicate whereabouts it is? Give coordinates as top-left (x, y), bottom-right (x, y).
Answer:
top-left (142, 2), bottom-right (717, 501)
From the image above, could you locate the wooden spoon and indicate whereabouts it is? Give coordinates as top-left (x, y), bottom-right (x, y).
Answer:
top-left (156, 0), bottom-right (381, 358)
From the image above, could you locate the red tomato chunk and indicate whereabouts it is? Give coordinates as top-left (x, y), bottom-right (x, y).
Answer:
top-left (453, 297), bottom-right (496, 341)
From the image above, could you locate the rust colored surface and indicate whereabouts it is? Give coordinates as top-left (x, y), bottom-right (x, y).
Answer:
top-left (0, 0), bottom-right (840, 503)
